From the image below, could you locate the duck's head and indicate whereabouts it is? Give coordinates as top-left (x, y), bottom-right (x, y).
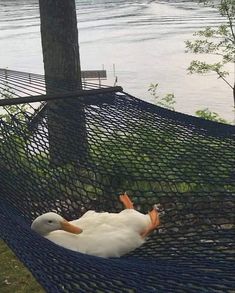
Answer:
top-left (31, 212), bottom-right (83, 236)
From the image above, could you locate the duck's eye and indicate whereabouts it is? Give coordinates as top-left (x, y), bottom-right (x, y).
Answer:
top-left (48, 220), bottom-right (53, 224)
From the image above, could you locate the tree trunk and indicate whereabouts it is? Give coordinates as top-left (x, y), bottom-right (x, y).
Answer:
top-left (39, 0), bottom-right (87, 165)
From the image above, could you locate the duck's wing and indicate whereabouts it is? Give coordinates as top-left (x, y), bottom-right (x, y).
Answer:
top-left (76, 225), bottom-right (145, 257)
top-left (70, 211), bottom-right (119, 230)
top-left (71, 210), bottom-right (151, 233)
top-left (45, 225), bottom-right (145, 258)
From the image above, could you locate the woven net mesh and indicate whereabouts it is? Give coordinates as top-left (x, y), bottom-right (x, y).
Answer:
top-left (0, 69), bottom-right (234, 292)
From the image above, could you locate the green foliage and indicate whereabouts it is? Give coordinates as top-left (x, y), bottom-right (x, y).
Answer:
top-left (148, 83), bottom-right (229, 123)
top-left (185, 0), bottom-right (235, 104)
top-left (148, 83), bottom-right (176, 111)
top-left (195, 108), bottom-right (228, 123)
top-left (0, 84), bottom-right (28, 122)
top-left (187, 60), bottom-right (229, 77)
top-left (199, 0), bottom-right (235, 16)
top-left (0, 86), bottom-right (29, 168)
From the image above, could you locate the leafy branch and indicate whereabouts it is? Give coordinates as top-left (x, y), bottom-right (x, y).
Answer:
top-left (185, 0), bottom-right (235, 106)
top-left (148, 83), bottom-right (176, 111)
top-left (148, 83), bottom-right (229, 124)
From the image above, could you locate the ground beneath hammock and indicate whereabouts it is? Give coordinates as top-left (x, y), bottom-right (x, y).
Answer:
top-left (0, 240), bottom-right (44, 293)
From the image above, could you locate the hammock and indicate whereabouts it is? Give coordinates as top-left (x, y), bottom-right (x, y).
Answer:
top-left (0, 69), bottom-right (234, 292)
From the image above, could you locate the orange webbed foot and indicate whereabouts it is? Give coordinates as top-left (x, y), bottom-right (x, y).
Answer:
top-left (119, 192), bottom-right (134, 209)
top-left (141, 207), bottom-right (161, 238)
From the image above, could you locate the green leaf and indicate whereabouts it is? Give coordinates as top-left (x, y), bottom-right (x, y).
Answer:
top-left (195, 108), bottom-right (228, 123)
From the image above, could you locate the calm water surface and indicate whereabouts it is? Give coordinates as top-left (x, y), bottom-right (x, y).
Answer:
top-left (0, 0), bottom-right (234, 120)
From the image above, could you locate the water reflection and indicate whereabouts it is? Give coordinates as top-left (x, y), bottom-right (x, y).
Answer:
top-left (0, 0), bottom-right (233, 121)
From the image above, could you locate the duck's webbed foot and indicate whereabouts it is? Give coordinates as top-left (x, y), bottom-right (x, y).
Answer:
top-left (119, 192), bottom-right (134, 209)
top-left (141, 207), bottom-right (160, 238)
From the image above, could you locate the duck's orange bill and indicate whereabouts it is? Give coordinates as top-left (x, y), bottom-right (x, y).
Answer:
top-left (61, 220), bottom-right (83, 234)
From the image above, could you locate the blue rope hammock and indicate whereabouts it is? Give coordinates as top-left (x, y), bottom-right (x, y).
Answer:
top-left (0, 69), bottom-right (234, 292)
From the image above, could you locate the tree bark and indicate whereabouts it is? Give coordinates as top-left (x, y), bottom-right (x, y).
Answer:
top-left (39, 0), bottom-right (87, 165)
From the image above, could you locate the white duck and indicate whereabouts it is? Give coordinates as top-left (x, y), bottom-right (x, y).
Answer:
top-left (31, 193), bottom-right (161, 258)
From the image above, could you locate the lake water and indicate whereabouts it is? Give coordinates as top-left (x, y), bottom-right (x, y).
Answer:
top-left (0, 0), bottom-right (234, 121)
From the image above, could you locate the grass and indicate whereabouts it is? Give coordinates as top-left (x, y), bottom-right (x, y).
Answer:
top-left (0, 240), bottom-right (44, 293)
